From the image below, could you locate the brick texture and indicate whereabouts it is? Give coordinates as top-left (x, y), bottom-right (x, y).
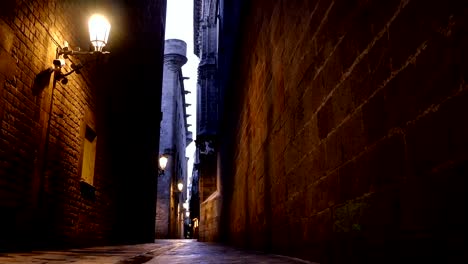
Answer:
top-left (219, 0), bottom-right (468, 263)
top-left (0, 0), bottom-right (166, 249)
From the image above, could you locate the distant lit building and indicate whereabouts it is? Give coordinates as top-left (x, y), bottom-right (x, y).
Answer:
top-left (156, 39), bottom-right (193, 239)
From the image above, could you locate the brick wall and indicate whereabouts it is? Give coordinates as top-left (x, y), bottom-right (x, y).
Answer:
top-left (0, 0), bottom-right (102, 247)
top-left (220, 0), bottom-right (468, 263)
top-left (0, 0), bottom-right (166, 248)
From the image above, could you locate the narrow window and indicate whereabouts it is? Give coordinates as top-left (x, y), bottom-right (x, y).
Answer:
top-left (81, 125), bottom-right (97, 185)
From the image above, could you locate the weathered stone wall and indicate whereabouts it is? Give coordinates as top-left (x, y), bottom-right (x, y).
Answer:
top-left (157, 39), bottom-right (190, 239)
top-left (193, 0), bottom-right (223, 243)
top-left (199, 191), bottom-right (221, 242)
top-left (0, 0), bottom-right (166, 249)
top-left (198, 152), bottom-right (220, 241)
top-left (155, 155), bottom-right (171, 238)
top-left (195, 0), bottom-right (218, 137)
top-left (220, 0), bottom-right (468, 263)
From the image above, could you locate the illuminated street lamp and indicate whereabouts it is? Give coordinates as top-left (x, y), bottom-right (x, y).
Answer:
top-left (159, 155), bottom-right (168, 169)
top-left (56, 14), bottom-right (111, 58)
top-left (88, 14), bottom-right (111, 52)
top-left (157, 155), bottom-right (168, 176)
top-left (177, 182), bottom-right (184, 192)
top-left (53, 14), bottom-right (111, 84)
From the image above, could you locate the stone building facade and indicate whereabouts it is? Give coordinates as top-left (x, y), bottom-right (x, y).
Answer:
top-left (156, 39), bottom-right (192, 239)
top-left (0, 0), bottom-right (166, 249)
top-left (199, 0), bottom-right (468, 263)
top-left (193, 0), bottom-right (222, 242)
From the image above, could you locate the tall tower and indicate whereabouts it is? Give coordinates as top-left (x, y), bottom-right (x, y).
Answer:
top-left (156, 39), bottom-right (190, 239)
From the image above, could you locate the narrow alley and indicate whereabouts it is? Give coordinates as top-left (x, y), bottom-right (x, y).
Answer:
top-left (1, 0), bottom-right (468, 263)
top-left (0, 240), bottom-right (313, 264)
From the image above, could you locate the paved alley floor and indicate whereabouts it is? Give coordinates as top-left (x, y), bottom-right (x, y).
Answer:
top-left (0, 239), bottom-right (314, 264)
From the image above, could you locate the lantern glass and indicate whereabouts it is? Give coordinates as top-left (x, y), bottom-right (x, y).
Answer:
top-left (159, 156), bottom-right (168, 170)
top-left (88, 14), bottom-right (110, 52)
top-left (177, 182), bottom-right (183, 192)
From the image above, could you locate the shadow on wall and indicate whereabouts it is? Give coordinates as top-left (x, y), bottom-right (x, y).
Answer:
top-left (32, 68), bottom-right (54, 96)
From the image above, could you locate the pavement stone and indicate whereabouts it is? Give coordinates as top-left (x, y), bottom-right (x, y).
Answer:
top-left (0, 240), bottom-right (316, 264)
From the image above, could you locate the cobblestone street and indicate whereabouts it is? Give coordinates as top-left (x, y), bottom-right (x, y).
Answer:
top-left (0, 240), bottom-right (314, 264)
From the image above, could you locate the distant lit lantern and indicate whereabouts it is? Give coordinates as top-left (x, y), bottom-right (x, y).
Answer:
top-left (159, 155), bottom-right (168, 171)
top-left (185, 211), bottom-right (190, 217)
top-left (177, 182), bottom-right (184, 192)
top-left (88, 14), bottom-right (111, 52)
